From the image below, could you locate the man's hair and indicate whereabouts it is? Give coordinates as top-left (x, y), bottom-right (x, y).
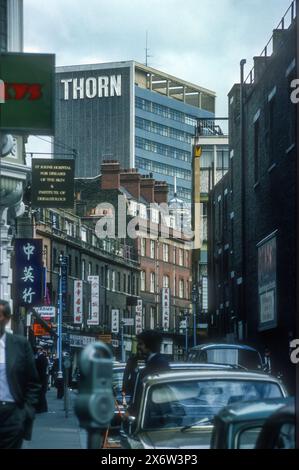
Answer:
top-left (137, 330), bottom-right (162, 353)
top-left (0, 300), bottom-right (11, 318)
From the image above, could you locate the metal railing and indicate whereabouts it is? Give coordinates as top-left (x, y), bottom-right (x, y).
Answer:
top-left (244, 0), bottom-right (296, 85)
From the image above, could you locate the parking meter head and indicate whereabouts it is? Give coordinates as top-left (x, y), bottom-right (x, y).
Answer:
top-left (74, 341), bottom-right (114, 430)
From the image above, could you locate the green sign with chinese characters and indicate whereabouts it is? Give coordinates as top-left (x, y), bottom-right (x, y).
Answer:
top-left (0, 53), bottom-right (55, 135)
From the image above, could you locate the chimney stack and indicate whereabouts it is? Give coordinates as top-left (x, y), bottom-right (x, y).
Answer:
top-left (154, 181), bottom-right (169, 204)
top-left (140, 175), bottom-right (155, 203)
top-left (120, 169), bottom-right (141, 200)
top-left (101, 161), bottom-right (121, 190)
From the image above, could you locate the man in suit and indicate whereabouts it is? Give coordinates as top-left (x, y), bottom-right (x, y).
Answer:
top-left (127, 330), bottom-right (170, 416)
top-left (0, 300), bottom-right (41, 449)
top-left (137, 330), bottom-right (170, 379)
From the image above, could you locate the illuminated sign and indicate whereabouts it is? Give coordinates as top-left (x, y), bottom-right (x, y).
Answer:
top-left (0, 53), bottom-right (55, 134)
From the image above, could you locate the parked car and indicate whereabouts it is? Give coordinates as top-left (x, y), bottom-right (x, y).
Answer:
top-left (188, 344), bottom-right (265, 371)
top-left (255, 401), bottom-right (295, 449)
top-left (120, 370), bottom-right (287, 449)
top-left (211, 397), bottom-right (293, 449)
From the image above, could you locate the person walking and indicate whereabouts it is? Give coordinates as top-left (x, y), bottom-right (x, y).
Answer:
top-left (34, 346), bottom-right (49, 413)
top-left (0, 300), bottom-right (41, 449)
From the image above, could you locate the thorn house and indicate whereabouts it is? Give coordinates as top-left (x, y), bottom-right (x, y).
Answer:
top-left (61, 75), bottom-right (122, 100)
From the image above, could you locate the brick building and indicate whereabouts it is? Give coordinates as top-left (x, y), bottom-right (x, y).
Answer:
top-left (75, 161), bottom-right (192, 358)
top-left (208, 2), bottom-right (297, 392)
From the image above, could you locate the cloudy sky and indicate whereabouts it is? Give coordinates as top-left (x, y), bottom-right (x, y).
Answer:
top-left (24, 0), bottom-right (291, 154)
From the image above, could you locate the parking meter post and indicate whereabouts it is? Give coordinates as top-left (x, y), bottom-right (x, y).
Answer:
top-left (74, 342), bottom-right (114, 449)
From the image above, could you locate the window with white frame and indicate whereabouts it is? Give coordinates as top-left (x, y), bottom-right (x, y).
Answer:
top-left (81, 227), bottom-right (87, 242)
top-left (163, 275), bottom-right (170, 288)
top-left (179, 249), bottom-right (184, 266)
top-left (140, 271), bottom-right (146, 291)
top-left (111, 271), bottom-right (116, 292)
top-left (150, 307), bottom-right (155, 329)
top-left (150, 272), bottom-right (155, 293)
top-left (163, 244), bottom-right (169, 262)
top-left (141, 238), bottom-right (146, 257)
top-left (82, 259), bottom-right (86, 280)
top-left (139, 204), bottom-right (147, 219)
top-left (179, 279), bottom-right (184, 299)
top-left (150, 240), bottom-right (155, 259)
top-left (151, 208), bottom-right (159, 224)
top-left (106, 269), bottom-right (110, 290)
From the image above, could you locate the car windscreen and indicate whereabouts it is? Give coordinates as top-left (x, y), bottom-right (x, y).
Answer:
top-left (204, 349), bottom-right (262, 369)
top-left (143, 379), bottom-right (283, 430)
top-left (112, 369), bottom-right (124, 400)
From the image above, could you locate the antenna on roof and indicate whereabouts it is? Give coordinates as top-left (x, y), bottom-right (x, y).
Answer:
top-left (145, 30), bottom-right (153, 67)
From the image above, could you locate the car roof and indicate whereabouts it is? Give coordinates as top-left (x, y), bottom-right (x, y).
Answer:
top-left (189, 344), bottom-right (259, 353)
top-left (142, 370), bottom-right (284, 387)
top-left (170, 362), bottom-right (235, 370)
top-left (216, 398), bottom-right (293, 423)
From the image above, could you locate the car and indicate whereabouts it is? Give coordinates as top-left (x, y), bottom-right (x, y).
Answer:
top-left (110, 361), bottom-right (238, 432)
top-left (211, 397), bottom-right (293, 449)
top-left (120, 370), bottom-right (288, 449)
top-left (188, 344), bottom-right (265, 371)
top-left (255, 401), bottom-right (295, 449)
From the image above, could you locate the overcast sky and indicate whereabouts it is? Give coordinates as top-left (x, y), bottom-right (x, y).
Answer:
top-left (24, 0), bottom-right (292, 155)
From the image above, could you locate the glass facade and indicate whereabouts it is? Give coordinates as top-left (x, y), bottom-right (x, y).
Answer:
top-left (0, 0), bottom-right (7, 52)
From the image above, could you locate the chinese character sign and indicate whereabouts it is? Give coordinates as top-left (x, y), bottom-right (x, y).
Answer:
top-left (161, 288), bottom-right (170, 331)
top-left (74, 280), bottom-right (83, 324)
top-left (135, 299), bottom-right (143, 335)
top-left (87, 276), bottom-right (99, 325)
top-left (111, 309), bottom-right (119, 334)
top-left (15, 239), bottom-right (43, 307)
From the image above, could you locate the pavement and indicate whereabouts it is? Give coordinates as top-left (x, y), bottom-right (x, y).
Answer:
top-left (23, 388), bottom-right (87, 449)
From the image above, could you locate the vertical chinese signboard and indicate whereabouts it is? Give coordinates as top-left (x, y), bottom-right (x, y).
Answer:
top-left (87, 276), bottom-right (99, 325)
top-left (135, 299), bottom-right (143, 335)
top-left (161, 288), bottom-right (170, 331)
top-left (15, 239), bottom-right (43, 307)
top-left (111, 309), bottom-right (119, 334)
top-left (257, 232), bottom-right (277, 331)
top-left (73, 280), bottom-right (83, 324)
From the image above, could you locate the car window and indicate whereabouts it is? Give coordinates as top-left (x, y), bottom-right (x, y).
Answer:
top-left (143, 380), bottom-right (283, 430)
top-left (237, 426), bottom-right (263, 449)
top-left (273, 423), bottom-right (295, 449)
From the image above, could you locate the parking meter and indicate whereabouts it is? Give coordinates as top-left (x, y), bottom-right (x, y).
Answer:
top-left (74, 341), bottom-right (114, 448)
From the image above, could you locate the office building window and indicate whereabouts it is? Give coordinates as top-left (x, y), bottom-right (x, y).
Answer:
top-left (75, 257), bottom-right (79, 277)
top-left (118, 272), bottom-right (121, 291)
top-left (123, 273), bottom-right (127, 293)
top-left (150, 272), bottom-right (155, 293)
top-left (135, 136), bottom-right (191, 163)
top-left (81, 227), bottom-right (87, 242)
top-left (88, 262), bottom-right (92, 276)
top-left (173, 247), bottom-right (176, 264)
top-left (163, 244), bottom-right (169, 262)
top-left (141, 271), bottom-right (146, 291)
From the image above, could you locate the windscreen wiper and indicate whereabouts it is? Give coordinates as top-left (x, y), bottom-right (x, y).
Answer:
top-left (181, 418), bottom-right (214, 432)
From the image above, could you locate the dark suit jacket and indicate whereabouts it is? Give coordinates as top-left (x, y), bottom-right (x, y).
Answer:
top-left (139, 354), bottom-right (171, 380)
top-left (129, 354), bottom-right (170, 416)
top-left (5, 333), bottom-right (41, 440)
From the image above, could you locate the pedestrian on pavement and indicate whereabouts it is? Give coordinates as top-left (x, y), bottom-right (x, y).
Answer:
top-left (121, 349), bottom-right (143, 405)
top-left (34, 346), bottom-right (49, 413)
top-left (0, 300), bottom-right (41, 449)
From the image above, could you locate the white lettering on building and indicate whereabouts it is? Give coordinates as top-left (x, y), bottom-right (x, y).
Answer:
top-left (61, 75), bottom-right (122, 100)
